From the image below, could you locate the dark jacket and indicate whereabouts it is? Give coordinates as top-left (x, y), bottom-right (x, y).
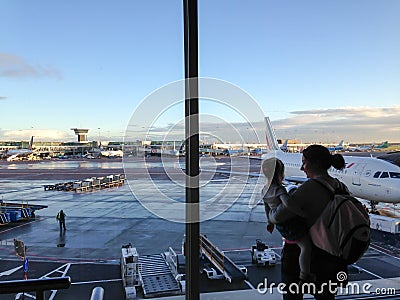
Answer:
top-left (268, 176), bottom-right (349, 227)
top-left (269, 176), bottom-right (349, 291)
top-left (57, 211), bottom-right (66, 222)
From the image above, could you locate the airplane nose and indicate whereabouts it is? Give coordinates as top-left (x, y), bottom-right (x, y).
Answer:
top-left (387, 181), bottom-right (400, 203)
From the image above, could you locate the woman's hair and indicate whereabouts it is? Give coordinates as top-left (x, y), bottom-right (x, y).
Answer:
top-left (262, 157), bottom-right (285, 184)
top-left (302, 144), bottom-right (345, 171)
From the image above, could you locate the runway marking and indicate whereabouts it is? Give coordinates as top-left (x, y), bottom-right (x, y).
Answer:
top-left (0, 219), bottom-right (42, 234)
top-left (370, 243), bottom-right (400, 260)
top-left (352, 264), bottom-right (383, 279)
top-left (20, 254), bottom-right (119, 264)
top-left (47, 264), bottom-right (71, 300)
top-left (0, 265), bottom-right (22, 277)
top-left (15, 292), bottom-right (35, 299)
top-left (14, 263), bottom-right (72, 300)
top-left (348, 244), bottom-right (400, 280)
top-left (244, 280), bottom-right (256, 289)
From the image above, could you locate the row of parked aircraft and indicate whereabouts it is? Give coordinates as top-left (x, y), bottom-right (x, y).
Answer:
top-left (261, 117), bottom-right (400, 210)
top-left (0, 137), bottom-right (124, 160)
top-left (347, 141), bottom-right (389, 152)
top-left (326, 140), bottom-right (389, 152)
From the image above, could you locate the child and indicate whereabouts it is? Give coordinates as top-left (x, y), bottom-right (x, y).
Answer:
top-left (261, 157), bottom-right (315, 282)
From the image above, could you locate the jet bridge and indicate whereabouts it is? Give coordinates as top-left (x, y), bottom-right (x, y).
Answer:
top-left (199, 234), bottom-right (247, 283)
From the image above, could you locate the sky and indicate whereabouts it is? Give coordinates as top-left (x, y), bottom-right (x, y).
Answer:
top-left (1, 0), bottom-right (399, 144)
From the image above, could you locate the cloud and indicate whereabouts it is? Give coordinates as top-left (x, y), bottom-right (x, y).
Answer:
top-left (2, 129), bottom-right (73, 142)
top-left (125, 117), bottom-right (268, 145)
top-left (2, 106), bottom-right (398, 144)
top-left (272, 106), bottom-right (400, 143)
top-left (0, 96), bottom-right (7, 100)
top-left (0, 53), bottom-right (62, 79)
top-left (124, 106), bottom-right (400, 144)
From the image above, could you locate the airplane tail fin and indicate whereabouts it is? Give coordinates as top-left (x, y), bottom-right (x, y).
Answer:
top-left (280, 139), bottom-right (289, 152)
top-left (28, 136), bottom-right (34, 150)
top-left (265, 117), bottom-right (281, 151)
top-left (248, 117), bottom-right (281, 209)
top-left (379, 141), bottom-right (388, 148)
top-left (338, 140), bottom-right (344, 147)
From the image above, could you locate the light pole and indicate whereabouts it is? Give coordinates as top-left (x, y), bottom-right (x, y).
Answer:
top-left (97, 128), bottom-right (101, 147)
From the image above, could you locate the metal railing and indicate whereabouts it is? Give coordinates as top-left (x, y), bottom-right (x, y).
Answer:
top-left (0, 276), bottom-right (71, 300)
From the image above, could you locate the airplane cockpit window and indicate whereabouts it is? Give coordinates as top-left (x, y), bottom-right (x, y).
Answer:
top-left (380, 172), bottom-right (389, 178)
top-left (390, 172), bottom-right (400, 179)
top-left (373, 172), bottom-right (381, 178)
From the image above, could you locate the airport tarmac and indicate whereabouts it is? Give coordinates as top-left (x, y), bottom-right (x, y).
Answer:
top-left (1, 156), bottom-right (400, 299)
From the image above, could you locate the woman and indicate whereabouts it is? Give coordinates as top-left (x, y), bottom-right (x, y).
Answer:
top-left (267, 145), bottom-right (349, 300)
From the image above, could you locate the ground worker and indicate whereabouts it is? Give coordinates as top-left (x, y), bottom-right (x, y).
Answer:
top-left (56, 210), bottom-right (66, 231)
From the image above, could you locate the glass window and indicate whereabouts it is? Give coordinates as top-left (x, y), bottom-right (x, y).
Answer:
top-left (380, 172), bottom-right (389, 178)
top-left (373, 172), bottom-right (381, 178)
top-left (389, 172), bottom-right (400, 179)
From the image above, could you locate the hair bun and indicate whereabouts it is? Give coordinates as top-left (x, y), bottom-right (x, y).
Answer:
top-left (331, 154), bottom-right (345, 170)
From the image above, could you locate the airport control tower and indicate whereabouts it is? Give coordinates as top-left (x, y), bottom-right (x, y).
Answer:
top-left (71, 128), bottom-right (89, 143)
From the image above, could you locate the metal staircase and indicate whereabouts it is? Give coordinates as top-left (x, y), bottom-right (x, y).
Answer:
top-left (138, 254), bottom-right (181, 298)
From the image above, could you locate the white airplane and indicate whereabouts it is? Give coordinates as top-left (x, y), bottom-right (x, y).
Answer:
top-left (327, 140), bottom-right (344, 151)
top-left (261, 118), bottom-right (400, 207)
top-left (348, 143), bottom-right (374, 152)
top-left (100, 149), bottom-right (123, 158)
top-left (5, 136), bottom-right (35, 161)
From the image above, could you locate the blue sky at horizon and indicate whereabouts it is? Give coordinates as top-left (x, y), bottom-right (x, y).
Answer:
top-left (1, 0), bottom-right (399, 144)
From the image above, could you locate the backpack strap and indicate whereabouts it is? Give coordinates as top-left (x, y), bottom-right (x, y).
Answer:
top-left (313, 177), bottom-right (349, 196)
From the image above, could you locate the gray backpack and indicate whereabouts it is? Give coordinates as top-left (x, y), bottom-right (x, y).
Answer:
top-left (309, 179), bottom-right (371, 265)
